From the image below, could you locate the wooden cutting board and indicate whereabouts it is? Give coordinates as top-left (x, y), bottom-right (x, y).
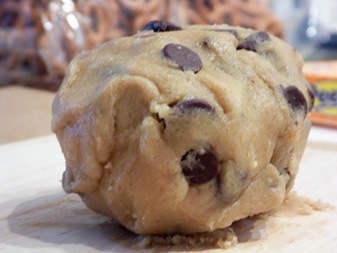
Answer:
top-left (1, 126), bottom-right (337, 252)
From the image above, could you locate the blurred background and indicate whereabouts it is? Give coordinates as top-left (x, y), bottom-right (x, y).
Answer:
top-left (0, 0), bottom-right (336, 143)
top-left (270, 0), bottom-right (337, 60)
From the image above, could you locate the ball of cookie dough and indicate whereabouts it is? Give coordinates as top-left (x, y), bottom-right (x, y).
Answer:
top-left (52, 21), bottom-right (313, 235)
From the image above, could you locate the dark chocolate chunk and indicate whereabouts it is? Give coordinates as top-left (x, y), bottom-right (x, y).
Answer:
top-left (237, 31), bottom-right (270, 52)
top-left (163, 43), bottom-right (202, 73)
top-left (143, 20), bottom-right (182, 32)
top-left (282, 85), bottom-right (308, 114)
top-left (181, 148), bottom-right (220, 185)
top-left (173, 97), bottom-right (215, 113)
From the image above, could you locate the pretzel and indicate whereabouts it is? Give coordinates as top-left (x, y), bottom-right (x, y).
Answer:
top-left (0, 0), bottom-right (83, 90)
top-left (183, 0), bottom-right (283, 37)
top-left (76, 0), bottom-right (116, 49)
top-left (105, 0), bottom-right (282, 38)
top-left (0, 0), bottom-right (282, 91)
top-left (116, 0), bottom-right (169, 35)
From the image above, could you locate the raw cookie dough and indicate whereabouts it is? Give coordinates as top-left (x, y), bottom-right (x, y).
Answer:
top-left (52, 21), bottom-right (313, 235)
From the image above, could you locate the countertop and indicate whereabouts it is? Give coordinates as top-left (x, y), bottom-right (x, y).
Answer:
top-left (0, 86), bottom-right (55, 144)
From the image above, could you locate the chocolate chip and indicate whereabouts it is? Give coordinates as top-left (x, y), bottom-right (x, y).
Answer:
top-left (237, 31), bottom-right (270, 52)
top-left (173, 97), bottom-right (215, 113)
top-left (282, 85), bottom-right (308, 114)
top-left (181, 148), bottom-right (220, 185)
top-left (163, 43), bottom-right (202, 73)
top-left (143, 20), bottom-right (182, 32)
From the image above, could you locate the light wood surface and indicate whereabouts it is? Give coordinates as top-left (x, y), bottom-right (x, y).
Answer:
top-left (0, 86), bottom-right (55, 144)
top-left (0, 127), bottom-right (337, 252)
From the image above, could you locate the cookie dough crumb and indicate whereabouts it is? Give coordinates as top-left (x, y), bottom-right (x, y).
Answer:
top-left (138, 227), bottom-right (238, 249)
top-left (270, 192), bottom-right (335, 217)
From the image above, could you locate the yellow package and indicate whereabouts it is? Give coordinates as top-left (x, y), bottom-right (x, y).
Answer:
top-left (303, 61), bottom-right (337, 129)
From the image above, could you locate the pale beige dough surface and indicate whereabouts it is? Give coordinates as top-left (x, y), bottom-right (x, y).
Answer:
top-left (52, 23), bottom-right (313, 235)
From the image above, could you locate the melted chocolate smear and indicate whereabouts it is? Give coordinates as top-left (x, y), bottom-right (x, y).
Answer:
top-left (181, 148), bottom-right (220, 185)
top-left (173, 97), bottom-right (215, 113)
top-left (282, 85), bottom-right (308, 114)
top-left (163, 43), bottom-right (202, 73)
top-left (237, 31), bottom-right (270, 52)
top-left (143, 20), bottom-right (182, 32)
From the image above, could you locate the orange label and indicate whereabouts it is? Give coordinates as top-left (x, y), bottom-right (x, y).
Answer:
top-left (303, 61), bottom-right (337, 128)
